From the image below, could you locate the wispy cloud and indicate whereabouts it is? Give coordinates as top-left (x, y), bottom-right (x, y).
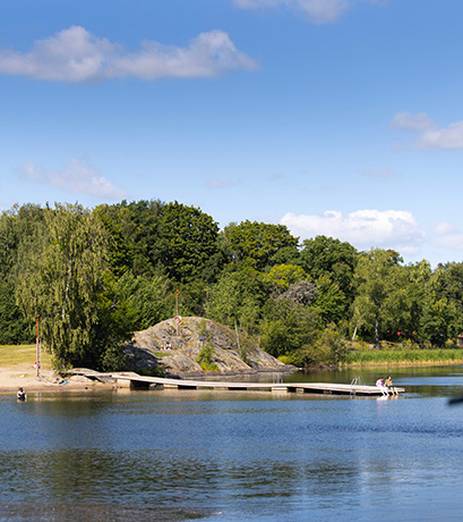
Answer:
top-left (234, 0), bottom-right (383, 24)
top-left (0, 26), bottom-right (256, 82)
top-left (281, 209), bottom-right (423, 253)
top-left (392, 112), bottom-right (433, 131)
top-left (21, 160), bottom-right (125, 200)
top-left (392, 112), bottom-right (463, 150)
top-left (434, 222), bottom-right (463, 250)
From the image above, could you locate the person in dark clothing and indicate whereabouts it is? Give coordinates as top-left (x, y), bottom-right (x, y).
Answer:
top-left (16, 387), bottom-right (27, 402)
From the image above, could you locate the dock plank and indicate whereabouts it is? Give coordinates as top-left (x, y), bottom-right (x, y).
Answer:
top-left (70, 369), bottom-right (404, 396)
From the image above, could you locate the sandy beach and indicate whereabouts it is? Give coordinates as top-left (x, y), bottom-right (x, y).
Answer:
top-left (0, 363), bottom-right (113, 394)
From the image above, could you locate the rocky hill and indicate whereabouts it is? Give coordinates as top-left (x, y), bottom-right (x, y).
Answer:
top-left (124, 316), bottom-right (291, 377)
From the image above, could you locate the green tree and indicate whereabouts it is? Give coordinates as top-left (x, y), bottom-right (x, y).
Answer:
top-left (262, 263), bottom-right (306, 290)
top-left (352, 249), bottom-right (401, 345)
top-left (16, 204), bottom-right (130, 370)
top-left (115, 271), bottom-right (173, 331)
top-left (222, 221), bottom-right (299, 270)
top-left (312, 274), bottom-right (347, 324)
top-left (0, 205), bottom-right (44, 343)
top-left (299, 235), bottom-right (358, 310)
top-left (157, 202), bottom-right (220, 282)
top-left (95, 199), bottom-right (163, 277)
top-left (205, 267), bottom-right (265, 334)
top-left (292, 323), bottom-right (350, 368)
top-left (260, 298), bottom-right (321, 357)
top-left (430, 262), bottom-right (463, 339)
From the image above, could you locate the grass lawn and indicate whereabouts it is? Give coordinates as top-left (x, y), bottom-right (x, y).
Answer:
top-left (0, 344), bottom-right (52, 369)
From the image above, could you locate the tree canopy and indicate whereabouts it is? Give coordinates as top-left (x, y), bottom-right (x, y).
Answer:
top-left (1, 199), bottom-right (463, 370)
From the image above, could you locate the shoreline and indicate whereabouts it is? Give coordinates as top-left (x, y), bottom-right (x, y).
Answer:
top-left (2, 359), bottom-right (462, 395)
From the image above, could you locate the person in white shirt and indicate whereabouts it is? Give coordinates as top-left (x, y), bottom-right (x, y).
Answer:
top-left (375, 378), bottom-right (389, 397)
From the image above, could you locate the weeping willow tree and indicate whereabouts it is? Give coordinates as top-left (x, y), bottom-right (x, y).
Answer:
top-left (15, 203), bottom-right (128, 370)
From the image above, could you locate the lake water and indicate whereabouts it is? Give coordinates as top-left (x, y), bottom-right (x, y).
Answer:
top-left (2, 366), bottom-right (463, 521)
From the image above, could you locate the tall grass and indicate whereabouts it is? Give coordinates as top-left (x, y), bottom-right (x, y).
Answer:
top-left (347, 348), bottom-right (463, 366)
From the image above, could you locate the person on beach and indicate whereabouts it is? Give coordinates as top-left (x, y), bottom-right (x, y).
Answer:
top-left (375, 377), bottom-right (389, 397)
top-left (16, 387), bottom-right (27, 402)
top-left (385, 375), bottom-right (398, 396)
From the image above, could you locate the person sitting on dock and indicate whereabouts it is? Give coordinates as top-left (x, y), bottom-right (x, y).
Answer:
top-left (16, 387), bottom-right (27, 402)
top-left (385, 375), bottom-right (398, 396)
top-left (375, 377), bottom-right (389, 397)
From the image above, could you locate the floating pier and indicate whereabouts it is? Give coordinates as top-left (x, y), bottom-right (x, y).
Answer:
top-left (70, 369), bottom-right (405, 397)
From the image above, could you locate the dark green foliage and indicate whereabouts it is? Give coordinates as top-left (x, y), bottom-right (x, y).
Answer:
top-left (430, 263), bottom-right (463, 339)
top-left (0, 280), bottom-right (33, 344)
top-left (0, 205), bottom-right (44, 344)
top-left (300, 235), bottom-right (358, 310)
top-left (352, 249), bottom-right (402, 344)
top-left (205, 267), bottom-right (266, 334)
top-left (285, 325), bottom-right (350, 368)
top-left (222, 221), bottom-right (299, 270)
top-left (260, 298), bottom-right (321, 357)
top-left (311, 274), bottom-right (347, 324)
top-left (94, 200), bottom-right (163, 277)
top-left (157, 202), bottom-right (219, 282)
top-left (115, 271), bottom-right (173, 331)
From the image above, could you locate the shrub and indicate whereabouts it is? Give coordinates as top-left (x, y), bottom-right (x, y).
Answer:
top-left (196, 341), bottom-right (219, 372)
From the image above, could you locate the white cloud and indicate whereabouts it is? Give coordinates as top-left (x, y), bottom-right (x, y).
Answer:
top-left (420, 122), bottom-right (463, 149)
top-left (281, 209), bottom-right (423, 252)
top-left (234, 0), bottom-right (383, 23)
top-left (392, 112), bottom-right (433, 131)
top-left (434, 222), bottom-right (463, 250)
top-left (21, 160), bottom-right (125, 200)
top-left (235, 0), bottom-right (348, 23)
top-left (0, 26), bottom-right (255, 82)
top-left (392, 112), bottom-right (463, 150)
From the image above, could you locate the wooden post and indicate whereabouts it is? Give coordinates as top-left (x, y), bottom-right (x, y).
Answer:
top-left (35, 317), bottom-right (41, 378)
top-left (175, 288), bottom-right (180, 336)
top-left (234, 318), bottom-right (241, 354)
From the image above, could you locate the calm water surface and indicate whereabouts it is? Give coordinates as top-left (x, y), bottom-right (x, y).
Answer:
top-left (2, 366), bottom-right (463, 521)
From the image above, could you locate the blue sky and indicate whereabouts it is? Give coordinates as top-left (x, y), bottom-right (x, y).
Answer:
top-left (1, 0), bottom-right (463, 264)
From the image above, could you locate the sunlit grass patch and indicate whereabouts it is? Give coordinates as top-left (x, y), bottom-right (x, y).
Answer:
top-left (0, 344), bottom-right (52, 369)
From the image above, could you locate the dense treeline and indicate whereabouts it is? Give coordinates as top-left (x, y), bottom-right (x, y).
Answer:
top-left (1, 200), bottom-right (463, 370)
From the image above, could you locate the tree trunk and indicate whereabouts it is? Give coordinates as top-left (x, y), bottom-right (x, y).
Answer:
top-left (374, 318), bottom-right (380, 349)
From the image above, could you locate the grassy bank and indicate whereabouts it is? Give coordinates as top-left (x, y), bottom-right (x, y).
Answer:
top-left (0, 344), bottom-right (52, 369)
top-left (346, 348), bottom-right (463, 368)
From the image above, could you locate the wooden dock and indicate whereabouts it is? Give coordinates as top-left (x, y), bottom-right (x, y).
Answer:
top-left (70, 369), bottom-right (405, 397)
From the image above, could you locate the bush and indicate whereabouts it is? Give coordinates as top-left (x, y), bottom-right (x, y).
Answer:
top-left (196, 341), bottom-right (219, 372)
top-left (260, 298), bottom-right (321, 357)
top-left (285, 324), bottom-right (350, 368)
top-left (100, 344), bottom-right (129, 372)
top-left (260, 320), bottom-right (289, 357)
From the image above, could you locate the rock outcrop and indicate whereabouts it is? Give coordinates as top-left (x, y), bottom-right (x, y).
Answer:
top-left (124, 316), bottom-right (291, 377)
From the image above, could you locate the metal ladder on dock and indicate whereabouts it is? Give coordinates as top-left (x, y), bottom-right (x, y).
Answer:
top-left (350, 377), bottom-right (359, 397)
